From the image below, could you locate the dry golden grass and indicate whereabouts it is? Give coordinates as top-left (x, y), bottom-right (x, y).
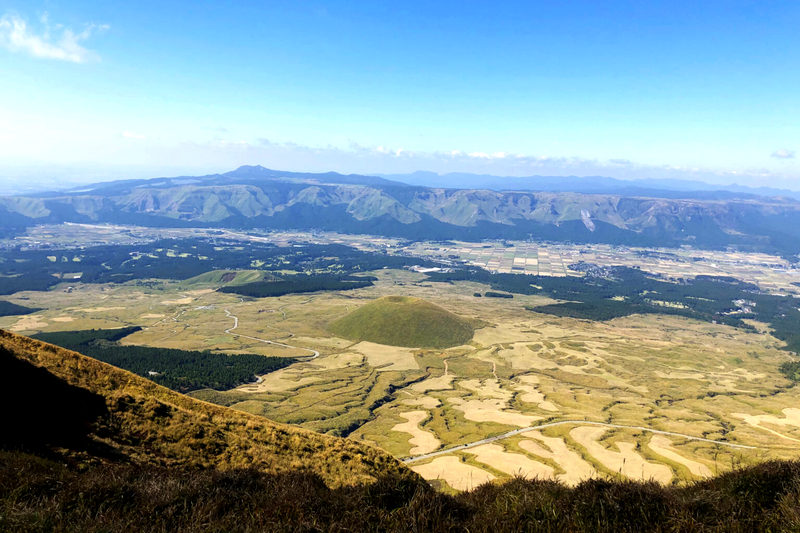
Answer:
top-left (648, 435), bottom-right (712, 478)
top-left (466, 443), bottom-right (554, 479)
top-left (0, 330), bottom-right (414, 488)
top-left (352, 341), bottom-right (420, 371)
top-left (734, 408), bottom-right (800, 444)
top-left (391, 411), bottom-right (440, 455)
top-left (410, 456), bottom-right (495, 491)
top-left (570, 426), bottom-right (673, 483)
top-left (449, 397), bottom-right (542, 427)
top-left (409, 373), bottom-right (455, 393)
top-left (518, 432), bottom-right (596, 485)
top-left (513, 375), bottom-right (558, 412)
top-left (458, 378), bottom-right (509, 399)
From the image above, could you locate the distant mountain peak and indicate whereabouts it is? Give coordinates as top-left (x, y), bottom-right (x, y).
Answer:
top-left (228, 165), bottom-right (274, 175)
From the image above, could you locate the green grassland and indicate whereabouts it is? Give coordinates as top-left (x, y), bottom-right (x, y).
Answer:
top-left (329, 295), bottom-right (475, 348)
top-left (179, 269), bottom-right (279, 287)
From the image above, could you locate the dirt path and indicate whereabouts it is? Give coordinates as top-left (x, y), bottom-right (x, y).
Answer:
top-left (403, 420), bottom-right (757, 464)
top-left (224, 308), bottom-right (319, 359)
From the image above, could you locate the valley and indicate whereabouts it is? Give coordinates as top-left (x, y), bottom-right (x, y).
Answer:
top-left (3, 225), bottom-right (800, 492)
top-left (5, 4), bottom-right (799, 527)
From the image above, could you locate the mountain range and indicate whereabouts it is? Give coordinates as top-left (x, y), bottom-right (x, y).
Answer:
top-left (381, 171), bottom-right (800, 201)
top-left (2, 165), bottom-right (800, 255)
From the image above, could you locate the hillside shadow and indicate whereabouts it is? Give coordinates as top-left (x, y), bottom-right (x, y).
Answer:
top-left (0, 347), bottom-right (109, 453)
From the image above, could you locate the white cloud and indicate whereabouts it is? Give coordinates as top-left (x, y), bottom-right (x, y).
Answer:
top-left (772, 149), bottom-right (796, 159)
top-left (151, 138), bottom-right (785, 186)
top-left (6, 127), bottom-right (798, 189)
top-left (0, 12), bottom-right (107, 63)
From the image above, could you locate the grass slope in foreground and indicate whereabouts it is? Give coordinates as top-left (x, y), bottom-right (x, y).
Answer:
top-left (0, 329), bottom-right (411, 488)
top-left (329, 295), bottom-right (475, 349)
top-left (3, 448), bottom-right (800, 531)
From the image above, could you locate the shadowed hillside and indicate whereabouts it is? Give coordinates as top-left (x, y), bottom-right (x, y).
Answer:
top-left (329, 296), bottom-right (475, 348)
top-left (0, 330), bottom-right (413, 488)
top-left (0, 350), bottom-right (108, 452)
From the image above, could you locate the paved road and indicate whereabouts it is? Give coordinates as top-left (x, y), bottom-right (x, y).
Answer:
top-left (224, 308), bottom-right (319, 359)
top-left (402, 419), bottom-right (757, 464)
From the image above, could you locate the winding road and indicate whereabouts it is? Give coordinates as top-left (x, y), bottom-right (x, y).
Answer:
top-left (224, 308), bottom-right (319, 359)
top-left (402, 419), bottom-right (757, 464)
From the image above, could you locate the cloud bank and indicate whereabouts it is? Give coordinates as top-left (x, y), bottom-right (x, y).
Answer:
top-left (772, 149), bottom-right (796, 159)
top-left (125, 137), bottom-right (790, 188)
top-left (2, 132), bottom-right (796, 190)
top-left (0, 13), bottom-right (107, 63)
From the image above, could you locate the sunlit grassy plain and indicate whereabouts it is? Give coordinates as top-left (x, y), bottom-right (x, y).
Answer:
top-left (3, 266), bottom-right (800, 491)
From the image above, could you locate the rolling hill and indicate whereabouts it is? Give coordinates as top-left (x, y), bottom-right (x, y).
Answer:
top-left (2, 165), bottom-right (800, 255)
top-left (180, 269), bottom-right (279, 288)
top-left (329, 296), bottom-right (475, 348)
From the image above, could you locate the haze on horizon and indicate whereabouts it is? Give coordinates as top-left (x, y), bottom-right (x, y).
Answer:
top-left (0, 1), bottom-right (798, 190)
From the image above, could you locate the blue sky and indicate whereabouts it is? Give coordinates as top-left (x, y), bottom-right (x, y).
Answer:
top-left (0, 1), bottom-right (798, 188)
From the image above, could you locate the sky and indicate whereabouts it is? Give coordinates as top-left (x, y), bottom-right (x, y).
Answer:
top-left (0, 1), bottom-right (798, 191)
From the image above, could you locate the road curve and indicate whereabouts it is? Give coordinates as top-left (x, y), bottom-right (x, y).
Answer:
top-left (224, 308), bottom-right (319, 359)
top-left (402, 419), bottom-right (757, 464)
